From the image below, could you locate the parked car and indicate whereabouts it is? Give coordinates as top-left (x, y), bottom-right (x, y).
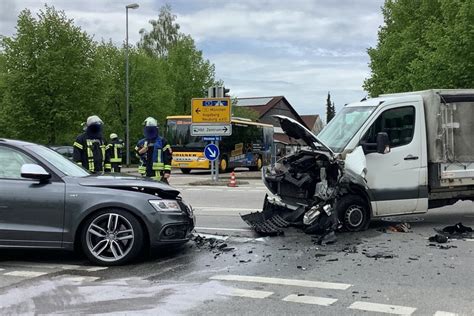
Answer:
top-left (0, 139), bottom-right (195, 265)
top-left (50, 145), bottom-right (74, 160)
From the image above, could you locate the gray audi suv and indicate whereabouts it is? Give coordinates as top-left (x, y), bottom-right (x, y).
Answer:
top-left (0, 139), bottom-right (195, 265)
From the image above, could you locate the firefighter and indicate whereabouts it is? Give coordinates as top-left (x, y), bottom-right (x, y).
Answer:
top-left (135, 117), bottom-right (172, 183)
top-left (108, 133), bottom-right (124, 173)
top-left (73, 115), bottom-right (111, 173)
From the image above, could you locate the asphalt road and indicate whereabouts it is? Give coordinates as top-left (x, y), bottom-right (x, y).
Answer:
top-left (0, 171), bottom-right (473, 315)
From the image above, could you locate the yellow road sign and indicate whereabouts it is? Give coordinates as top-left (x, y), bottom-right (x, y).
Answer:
top-left (192, 98), bottom-right (231, 123)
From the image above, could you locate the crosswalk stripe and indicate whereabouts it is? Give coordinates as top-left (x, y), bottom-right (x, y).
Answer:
top-left (4, 271), bottom-right (48, 278)
top-left (210, 275), bottom-right (351, 290)
top-left (349, 301), bottom-right (416, 315)
top-left (220, 288), bottom-right (274, 299)
top-left (282, 294), bottom-right (337, 306)
top-left (433, 311), bottom-right (458, 316)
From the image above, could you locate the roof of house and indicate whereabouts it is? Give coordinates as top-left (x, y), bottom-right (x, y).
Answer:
top-left (300, 115), bottom-right (320, 129)
top-left (235, 96), bottom-right (284, 117)
top-left (235, 96), bottom-right (307, 127)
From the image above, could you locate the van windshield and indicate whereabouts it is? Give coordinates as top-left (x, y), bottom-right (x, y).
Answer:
top-left (318, 106), bottom-right (376, 153)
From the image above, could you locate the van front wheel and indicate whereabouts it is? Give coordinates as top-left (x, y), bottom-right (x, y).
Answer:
top-left (336, 195), bottom-right (370, 232)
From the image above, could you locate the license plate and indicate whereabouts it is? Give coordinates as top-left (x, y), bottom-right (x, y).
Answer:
top-left (179, 163), bottom-right (189, 167)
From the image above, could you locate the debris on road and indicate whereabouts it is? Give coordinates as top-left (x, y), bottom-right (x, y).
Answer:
top-left (192, 234), bottom-right (235, 254)
top-left (362, 251), bottom-right (396, 259)
top-left (326, 258), bottom-right (339, 262)
top-left (342, 246), bottom-right (358, 254)
top-left (428, 244), bottom-right (457, 250)
top-left (387, 222), bottom-right (411, 233)
top-left (314, 231), bottom-right (337, 245)
top-left (436, 222), bottom-right (473, 239)
top-left (240, 209), bottom-right (289, 236)
top-left (428, 234), bottom-right (448, 243)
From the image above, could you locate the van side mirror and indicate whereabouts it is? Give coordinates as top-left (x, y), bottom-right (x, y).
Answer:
top-left (21, 164), bottom-right (51, 181)
top-left (376, 132), bottom-right (390, 154)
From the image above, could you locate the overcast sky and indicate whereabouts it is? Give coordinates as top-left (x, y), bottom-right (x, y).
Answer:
top-left (0, 0), bottom-right (384, 117)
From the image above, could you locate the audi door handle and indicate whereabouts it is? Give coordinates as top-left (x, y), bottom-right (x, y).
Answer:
top-left (404, 155), bottom-right (419, 160)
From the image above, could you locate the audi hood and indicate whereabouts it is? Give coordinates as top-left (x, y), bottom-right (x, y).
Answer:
top-left (78, 175), bottom-right (180, 199)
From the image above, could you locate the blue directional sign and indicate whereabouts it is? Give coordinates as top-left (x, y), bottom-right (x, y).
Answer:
top-left (204, 143), bottom-right (219, 161)
top-left (203, 136), bottom-right (222, 141)
top-left (202, 100), bottom-right (229, 106)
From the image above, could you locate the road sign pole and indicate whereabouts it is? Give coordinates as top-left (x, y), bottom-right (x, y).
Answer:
top-left (211, 140), bottom-right (215, 181)
top-left (210, 142), bottom-right (214, 181)
top-left (215, 140), bottom-right (219, 181)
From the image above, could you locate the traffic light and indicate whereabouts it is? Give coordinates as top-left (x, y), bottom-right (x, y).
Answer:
top-left (223, 87), bottom-right (230, 97)
top-left (207, 86), bottom-right (230, 98)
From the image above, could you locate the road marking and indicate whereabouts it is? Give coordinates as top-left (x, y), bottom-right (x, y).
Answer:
top-left (85, 267), bottom-right (108, 272)
top-left (282, 294), bottom-right (337, 306)
top-left (0, 263), bottom-right (81, 270)
top-left (196, 227), bottom-right (254, 232)
top-left (465, 239), bottom-right (474, 242)
top-left (196, 233), bottom-right (229, 241)
top-left (4, 271), bottom-right (48, 278)
top-left (184, 188), bottom-right (222, 191)
top-left (220, 288), bottom-right (274, 299)
top-left (433, 312), bottom-right (458, 316)
top-left (210, 275), bottom-right (351, 290)
top-left (194, 207), bottom-right (262, 212)
top-left (349, 301), bottom-right (416, 315)
top-left (62, 276), bottom-right (100, 282)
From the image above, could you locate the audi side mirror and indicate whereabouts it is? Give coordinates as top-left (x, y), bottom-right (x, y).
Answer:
top-left (376, 132), bottom-right (390, 154)
top-left (21, 164), bottom-right (51, 181)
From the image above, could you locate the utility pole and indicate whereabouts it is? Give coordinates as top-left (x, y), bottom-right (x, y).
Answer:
top-left (125, 3), bottom-right (139, 166)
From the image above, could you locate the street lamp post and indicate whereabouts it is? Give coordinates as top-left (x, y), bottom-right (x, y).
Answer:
top-left (125, 3), bottom-right (139, 166)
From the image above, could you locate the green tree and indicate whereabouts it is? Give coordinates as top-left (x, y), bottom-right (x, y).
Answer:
top-left (139, 5), bottom-right (218, 114)
top-left (326, 92), bottom-right (335, 123)
top-left (0, 53), bottom-right (7, 134)
top-left (1, 6), bottom-right (101, 144)
top-left (165, 36), bottom-right (217, 113)
top-left (93, 43), bottom-right (175, 144)
top-left (138, 4), bottom-right (180, 58)
top-left (364, 0), bottom-right (473, 96)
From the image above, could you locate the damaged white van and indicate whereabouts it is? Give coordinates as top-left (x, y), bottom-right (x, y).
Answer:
top-left (243, 90), bottom-right (474, 235)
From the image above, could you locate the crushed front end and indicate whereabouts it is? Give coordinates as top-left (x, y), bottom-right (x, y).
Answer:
top-left (241, 115), bottom-right (369, 239)
top-left (242, 148), bottom-right (344, 237)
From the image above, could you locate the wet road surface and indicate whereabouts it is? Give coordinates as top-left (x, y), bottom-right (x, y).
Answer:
top-left (0, 172), bottom-right (473, 315)
top-left (0, 201), bottom-right (473, 315)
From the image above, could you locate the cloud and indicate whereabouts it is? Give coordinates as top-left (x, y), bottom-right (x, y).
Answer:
top-left (0, 0), bottom-right (384, 119)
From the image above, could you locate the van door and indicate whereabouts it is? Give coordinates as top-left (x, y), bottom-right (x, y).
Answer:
top-left (360, 102), bottom-right (424, 216)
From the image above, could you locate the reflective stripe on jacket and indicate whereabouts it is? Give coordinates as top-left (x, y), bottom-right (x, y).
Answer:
top-left (135, 137), bottom-right (172, 177)
top-left (73, 133), bottom-right (111, 173)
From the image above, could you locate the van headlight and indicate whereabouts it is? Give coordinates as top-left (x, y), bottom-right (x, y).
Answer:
top-left (149, 200), bottom-right (181, 212)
